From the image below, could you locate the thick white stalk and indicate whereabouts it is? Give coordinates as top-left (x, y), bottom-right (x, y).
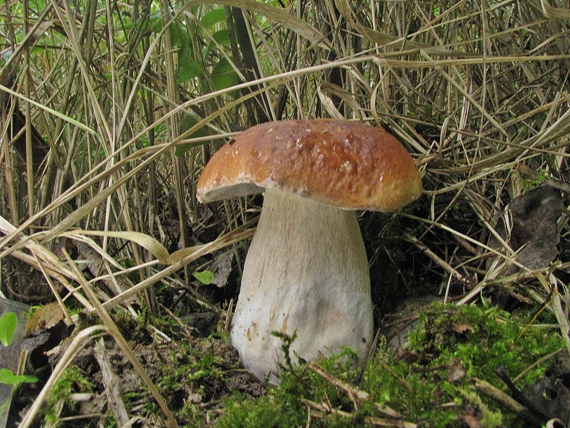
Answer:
top-left (230, 188), bottom-right (373, 381)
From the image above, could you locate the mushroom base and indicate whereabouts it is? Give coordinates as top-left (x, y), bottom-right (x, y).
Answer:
top-left (230, 188), bottom-right (373, 382)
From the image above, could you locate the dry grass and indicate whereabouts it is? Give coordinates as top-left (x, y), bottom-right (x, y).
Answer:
top-left (1, 0), bottom-right (570, 425)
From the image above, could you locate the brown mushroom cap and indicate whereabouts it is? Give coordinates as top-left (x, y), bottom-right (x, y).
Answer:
top-left (197, 119), bottom-right (422, 212)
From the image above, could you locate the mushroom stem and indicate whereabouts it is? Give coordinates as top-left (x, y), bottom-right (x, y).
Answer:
top-left (231, 188), bottom-right (373, 382)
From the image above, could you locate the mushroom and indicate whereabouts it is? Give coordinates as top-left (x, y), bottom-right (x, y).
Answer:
top-left (197, 119), bottom-right (422, 382)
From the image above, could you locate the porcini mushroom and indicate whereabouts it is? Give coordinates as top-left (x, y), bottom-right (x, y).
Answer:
top-left (197, 119), bottom-right (421, 382)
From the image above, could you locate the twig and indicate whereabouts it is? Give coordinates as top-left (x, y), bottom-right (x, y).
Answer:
top-left (472, 377), bottom-right (544, 426)
top-left (61, 250), bottom-right (179, 427)
top-left (378, 360), bottom-right (413, 392)
top-left (94, 338), bottom-right (130, 426)
top-left (301, 398), bottom-right (417, 427)
top-left (308, 361), bottom-right (405, 418)
top-left (405, 234), bottom-right (472, 287)
top-left (19, 326), bottom-right (109, 428)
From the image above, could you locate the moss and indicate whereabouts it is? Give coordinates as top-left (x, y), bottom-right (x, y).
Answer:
top-left (43, 366), bottom-right (94, 425)
top-left (218, 303), bottom-right (563, 427)
top-left (218, 394), bottom-right (302, 428)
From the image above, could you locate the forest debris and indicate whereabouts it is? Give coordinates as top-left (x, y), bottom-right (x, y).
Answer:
top-left (0, 331), bottom-right (48, 378)
top-left (472, 376), bottom-right (544, 426)
top-left (307, 361), bottom-right (405, 419)
top-left (93, 338), bottom-right (130, 426)
top-left (26, 302), bottom-right (64, 335)
top-left (540, 0), bottom-right (570, 20)
top-left (382, 295), bottom-right (440, 350)
top-left (495, 364), bottom-right (570, 423)
top-left (489, 185), bottom-right (564, 275)
top-left (447, 359), bottom-right (467, 382)
top-left (209, 250), bottom-right (234, 288)
top-left (184, 312), bottom-right (220, 338)
top-left (300, 397), bottom-right (417, 427)
top-left (0, 299), bottom-right (42, 427)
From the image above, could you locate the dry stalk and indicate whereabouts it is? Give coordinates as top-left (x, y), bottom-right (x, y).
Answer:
top-left (308, 361), bottom-right (406, 419)
top-left (2, 1), bottom-right (570, 424)
top-left (472, 378), bottom-right (544, 426)
top-left (93, 338), bottom-right (130, 426)
top-left (60, 249), bottom-right (179, 427)
top-left (300, 397), bottom-right (417, 428)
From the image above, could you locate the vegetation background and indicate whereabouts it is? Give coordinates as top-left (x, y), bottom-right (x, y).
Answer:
top-left (1, 0), bottom-right (570, 426)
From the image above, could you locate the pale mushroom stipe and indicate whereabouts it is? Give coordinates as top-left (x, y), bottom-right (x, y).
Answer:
top-left (197, 119), bottom-right (422, 382)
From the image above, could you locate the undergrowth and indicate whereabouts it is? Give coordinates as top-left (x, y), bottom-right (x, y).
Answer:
top-left (219, 303), bottom-right (562, 428)
top-left (1, 1), bottom-right (569, 425)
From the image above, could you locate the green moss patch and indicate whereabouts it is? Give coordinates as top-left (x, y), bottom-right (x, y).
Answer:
top-left (219, 303), bottom-right (563, 427)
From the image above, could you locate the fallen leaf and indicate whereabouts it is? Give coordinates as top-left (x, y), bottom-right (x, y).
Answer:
top-left (26, 302), bottom-right (64, 336)
top-left (490, 185), bottom-right (563, 273)
top-left (453, 322), bottom-right (475, 335)
top-left (447, 358), bottom-right (466, 382)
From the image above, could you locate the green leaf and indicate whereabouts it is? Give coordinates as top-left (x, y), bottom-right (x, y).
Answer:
top-left (173, 21), bottom-right (202, 84)
top-left (212, 29), bottom-right (231, 46)
top-left (177, 54), bottom-right (203, 83)
top-left (170, 21), bottom-right (190, 48)
top-left (0, 312), bottom-right (17, 347)
top-left (175, 115), bottom-right (210, 156)
top-left (0, 369), bottom-right (37, 386)
top-left (185, 0), bottom-right (329, 49)
top-left (150, 14), bottom-right (163, 33)
top-left (211, 58), bottom-right (239, 93)
top-left (193, 270), bottom-right (214, 285)
top-left (203, 29), bottom-right (234, 61)
top-left (180, 115), bottom-right (208, 136)
top-left (201, 8), bottom-right (226, 28)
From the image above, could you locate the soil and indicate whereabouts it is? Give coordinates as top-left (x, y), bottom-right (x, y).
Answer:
top-left (14, 313), bottom-right (266, 427)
